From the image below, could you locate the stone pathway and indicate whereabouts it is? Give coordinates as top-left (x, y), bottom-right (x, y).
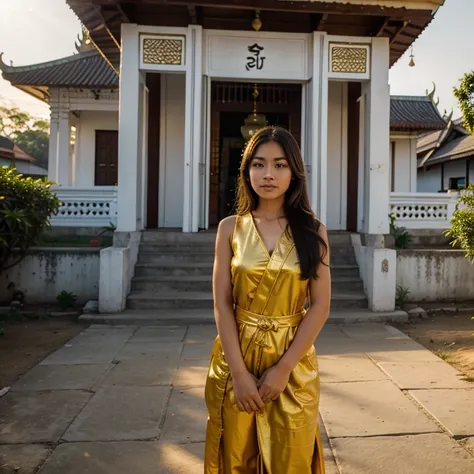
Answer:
top-left (0, 322), bottom-right (473, 473)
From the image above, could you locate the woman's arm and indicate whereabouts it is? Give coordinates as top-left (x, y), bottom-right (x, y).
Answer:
top-left (213, 216), bottom-right (265, 413)
top-left (277, 223), bottom-right (331, 372)
top-left (258, 224), bottom-right (331, 402)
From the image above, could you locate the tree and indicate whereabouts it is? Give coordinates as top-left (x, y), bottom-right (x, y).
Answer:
top-left (453, 72), bottom-right (474, 134)
top-left (0, 103), bottom-right (49, 167)
top-left (444, 184), bottom-right (474, 262)
top-left (0, 167), bottom-right (60, 272)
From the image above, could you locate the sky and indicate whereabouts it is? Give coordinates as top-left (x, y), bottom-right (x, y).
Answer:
top-left (0, 0), bottom-right (472, 119)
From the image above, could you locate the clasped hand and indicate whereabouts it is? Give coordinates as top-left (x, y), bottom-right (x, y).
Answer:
top-left (232, 365), bottom-right (291, 414)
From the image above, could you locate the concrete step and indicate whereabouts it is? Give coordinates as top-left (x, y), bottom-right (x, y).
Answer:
top-left (330, 264), bottom-right (361, 278)
top-left (137, 252), bottom-right (355, 265)
top-left (138, 252), bottom-right (215, 263)
top-left (131, 275), bottom-right (213, 292)
top-left (80, 308), bottom-right (408, 326)
top-left (127, 290), bottom-right (367, 310)
top-left (134, 262), bottom-right (214, 277)
top-left (138, 242), bottom-right (354, 257)
top-left (141, 231), bottom-right (216, 244)
top-left (131, 275), bottom-right (363, 293)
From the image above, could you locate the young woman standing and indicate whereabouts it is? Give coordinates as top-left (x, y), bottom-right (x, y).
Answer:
top-left (205, 126), bottom-right (331, 474)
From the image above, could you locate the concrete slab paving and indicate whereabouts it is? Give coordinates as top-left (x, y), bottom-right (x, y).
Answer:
top-left (161, 386), bottom-right (207, 443)
top-left (184, 324), bottom-right (217, 343)
top-left (181, 341), bottom-right (213, 360)
top-left (340, 323), bottom-right (410, 340)
top-left (378, 361), bottom-right (473, 390)
top-left (319, 356), bottom-right (388, 383)
top-left (320, 380), bottom-right (441, 438)
top-left (366, 339), bottom-right (443, 364)
top-left (0, 444), bottom-right (51, 474)
top-left (114, 341), bottom-right (183, 361)
top-left (70, 326), bottom-right (135, 345)
top-left (408, 389), bottom-right (474, 437)
top-left (331, 433), bottom-right (474, 474)
top-left (128, 326), bottom-right (187, 343)
top-left (63, 385), bottom-right (171, 442)
top-left (98, 359), bottom-right (178, 387)
top-left (37, 441), bottom-right (205, 474)
top-left (0, 391), bottom-right (91, 443)
top-left (462, 437), bottom-right (474, 456)
top-left (39, 340), bottom-right (125, 366)
top-left (174, 359), bottom-right (209, 387)
top-left (11, 364), bottom-right (113, 392)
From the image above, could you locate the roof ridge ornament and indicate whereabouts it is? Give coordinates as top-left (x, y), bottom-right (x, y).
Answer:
top-left (0, 53), bottom-right (13, 72)
top-left (426, 82), bottom-right (439, 107)
top-left (75, 26), bottom-right (94, 53)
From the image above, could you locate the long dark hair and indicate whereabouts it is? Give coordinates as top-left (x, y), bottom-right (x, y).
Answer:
top-left (236, 126), bottom-right (328, 280)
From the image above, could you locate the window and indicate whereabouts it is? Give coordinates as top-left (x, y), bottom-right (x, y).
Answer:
top-left (448, 177), bottom-right (466, 190)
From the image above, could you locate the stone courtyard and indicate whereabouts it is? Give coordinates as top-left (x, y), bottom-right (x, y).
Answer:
top-left (1, 320), bottom-right (474, 473)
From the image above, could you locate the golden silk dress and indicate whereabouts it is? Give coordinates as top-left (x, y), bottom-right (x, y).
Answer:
top-left (204, 213), bottom-right (325, 474)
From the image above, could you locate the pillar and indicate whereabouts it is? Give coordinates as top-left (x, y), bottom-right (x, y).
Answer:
top-left (363, 37), bottom-right (391, 235)
top-left (57, 109), bottom-right (70, 186)
top-left (117, 23), bottom-right (140, 232)
top-left (48, 107), bottom-right (59, 183)
top-left (309, 32), bottom-right (329, 224)
top-left (183, 25), bottom-right (203, 232)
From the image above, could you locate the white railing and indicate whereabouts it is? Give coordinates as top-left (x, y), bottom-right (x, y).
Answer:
top-left (389, 192), bottom-right (458, 229)
top-left (51, 187), bottom-right (118, 227)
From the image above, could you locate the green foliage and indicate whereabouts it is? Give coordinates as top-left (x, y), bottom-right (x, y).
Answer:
top-left (444, 185), bottom-right (474, 262)
top-left (56, 291), bottom-right (77, 310)
top-left (0, 103), bottom-right (50, 168)
top-left (454, 72), bottom-right (474, 134)
top-left (389, 212), bottom-right (412, 249)
top-left (395, 285), bottom-right (411, 310)
top-left (0, 166), bottom-right (60, 271)
top-left (13, 129), bottom-right (49, 167)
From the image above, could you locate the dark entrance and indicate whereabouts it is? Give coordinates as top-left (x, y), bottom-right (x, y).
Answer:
top-left (210, 82), bottom-right (302, 226)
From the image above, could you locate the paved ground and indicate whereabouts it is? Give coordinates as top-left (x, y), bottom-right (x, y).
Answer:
top-left (1, 321), bottom-right (474, 473)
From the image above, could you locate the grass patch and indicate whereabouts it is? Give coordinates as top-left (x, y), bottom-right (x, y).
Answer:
top-left (461, 376), bottom-right (474, 383)
top-left (434, 350), bottom-right (452, 362)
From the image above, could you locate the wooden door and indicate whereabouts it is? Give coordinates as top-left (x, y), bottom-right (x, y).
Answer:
top-left (209, 82), bottom-right (302, 227)
top-left (95, 130), bottom-right (118, 186)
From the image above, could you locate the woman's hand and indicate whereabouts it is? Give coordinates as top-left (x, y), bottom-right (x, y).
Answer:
top-left (232, 370), bottom-right (265, 414)
top-left (257, 364), bottom-right (291, 402)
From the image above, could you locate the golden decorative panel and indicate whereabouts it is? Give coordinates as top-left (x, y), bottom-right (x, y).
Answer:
top-left (331, 46), bottom-right (368, 74)
top-left (142, 37), bottom-right (184, 65)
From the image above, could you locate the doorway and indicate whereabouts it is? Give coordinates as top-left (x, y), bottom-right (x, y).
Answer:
top-left (209, 82), bottom-right (302, 226)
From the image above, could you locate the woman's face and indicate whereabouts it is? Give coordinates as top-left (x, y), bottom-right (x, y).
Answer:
top-left (248, 140), bottom-right (292, 201)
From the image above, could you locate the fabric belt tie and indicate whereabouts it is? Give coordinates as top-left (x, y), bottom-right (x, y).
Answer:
top-left (235, 306), bottom-right (305, 348)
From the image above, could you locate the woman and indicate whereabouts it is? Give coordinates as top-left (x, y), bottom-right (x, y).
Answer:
top-left (205, 126), bottom-right (331, 474)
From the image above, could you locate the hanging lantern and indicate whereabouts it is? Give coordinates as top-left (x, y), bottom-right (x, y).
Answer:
top-left (252, 10), bottom-right (262, 32)
top-left (408, 46), bottom-right (415, 67)
top-left (241, 84), bottom-right (267, 141)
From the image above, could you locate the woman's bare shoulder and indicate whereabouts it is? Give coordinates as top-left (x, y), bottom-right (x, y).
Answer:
top-left (217, 215), bottom-right (237, 235)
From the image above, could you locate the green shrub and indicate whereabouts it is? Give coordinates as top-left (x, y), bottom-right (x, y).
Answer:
top-left (389, 212), bottom-right (412, 249)
top-left (0, 166), bottom-right (60, 271)
top-left (444, 184), bottom-right (474, 262)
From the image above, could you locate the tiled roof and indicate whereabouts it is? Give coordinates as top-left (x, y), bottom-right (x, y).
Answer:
top-left (0, 136), bottom-right (35, 162)
top-left (417, 129), bottom-right (445, 152)
top-left (390, 95), bottom-right (446, 132)
top-left (0, 51), bottom-right (118, 88)
top-left (425, 133), bottom-right (474, 166)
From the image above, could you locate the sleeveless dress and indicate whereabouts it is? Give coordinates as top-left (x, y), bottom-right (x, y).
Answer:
top-left (204, 213), bottom-right (325, 474)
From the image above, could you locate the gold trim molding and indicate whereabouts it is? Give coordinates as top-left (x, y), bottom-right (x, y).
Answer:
top-left (330, 44), bottom-right (369, 75)
top-left (142, 36), bottom-right (185, 66)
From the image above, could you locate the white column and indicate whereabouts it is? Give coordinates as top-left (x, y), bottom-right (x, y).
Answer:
top-left (57, 109), bottom-right (70, 186)
top-left (183, 25), bottom-right (203, 232)
top-left (309, 32), bottom-right (329, 224)
top-left (117, 23), bottom-right (140, 232)
top-left (364, 37), bottom-right (391, 235)
top-left (48, 107), bottom-right (59, 183)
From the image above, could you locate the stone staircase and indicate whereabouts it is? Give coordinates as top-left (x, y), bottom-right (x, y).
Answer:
top-left (127, 231), bottom-right (367, 310)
